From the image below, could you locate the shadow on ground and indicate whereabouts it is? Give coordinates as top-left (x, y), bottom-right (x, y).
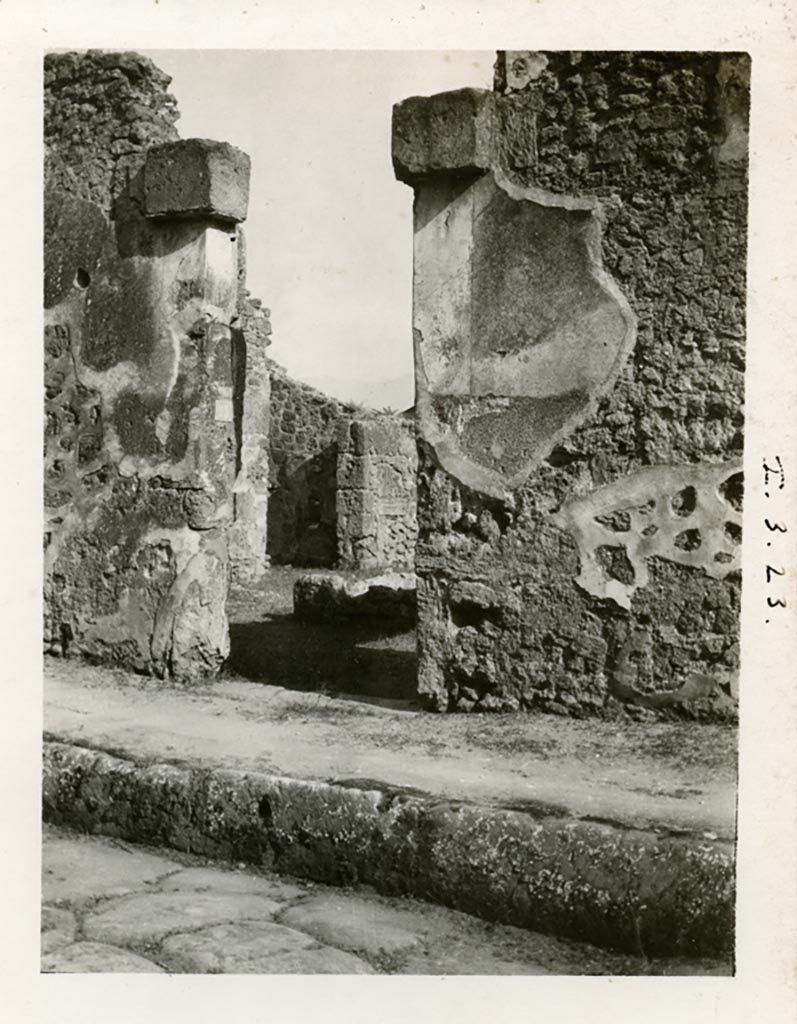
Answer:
top-left (226, 567), bottom-right (420, 703)
top-left (228, 615), bottom-right (418, 703)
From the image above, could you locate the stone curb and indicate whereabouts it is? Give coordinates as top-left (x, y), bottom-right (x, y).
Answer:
top-left (42, 740), bottom-right (735, 959)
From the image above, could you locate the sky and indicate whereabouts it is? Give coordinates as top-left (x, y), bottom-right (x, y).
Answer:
top-left (143, 50), bottom-right (494, 409)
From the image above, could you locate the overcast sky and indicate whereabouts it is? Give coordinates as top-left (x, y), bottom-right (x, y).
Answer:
top-left (143, 50), bottom-right (493, 408)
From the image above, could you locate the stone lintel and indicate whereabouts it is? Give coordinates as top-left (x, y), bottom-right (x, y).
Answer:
top-left (144, 138), bottom-right (251, 223)
top-left (392, 88), bottom-right (496, 186)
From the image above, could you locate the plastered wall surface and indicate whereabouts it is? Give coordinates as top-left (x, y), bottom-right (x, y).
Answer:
top-left (44, 51), bottom-right (257, 680)
top-left (228, 264), bottom-right (272, 585)
top-left (396, 52), bottom-right (748, 718)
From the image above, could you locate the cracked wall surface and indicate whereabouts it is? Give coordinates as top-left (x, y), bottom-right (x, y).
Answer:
top-left (44, 51), bottom-right (257, 680)
top-left (396, 51), bottom-right (748, 719)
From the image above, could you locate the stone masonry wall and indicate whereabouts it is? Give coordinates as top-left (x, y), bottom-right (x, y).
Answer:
top-left (267, 368), bottom-right (345, 567)
top-left (267, 369), bottom-right (419, 572)
top-left (45, 50), bottom-right (180, 215)
top-left (44, 51), bottom-right (254, 680)
top-left (394, 51), bottom-right (747, 719)
top-left (337, 414), bottom-right (417, 572)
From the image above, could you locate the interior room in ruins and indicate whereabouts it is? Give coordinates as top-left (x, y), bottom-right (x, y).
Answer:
top-left (44, 48), bottom-right (746, 721)
top-left (38, 46), bottom-right (754, 977)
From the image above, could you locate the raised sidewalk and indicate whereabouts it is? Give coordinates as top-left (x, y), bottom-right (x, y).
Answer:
top-left (42, 656), bottom-right (737, 962)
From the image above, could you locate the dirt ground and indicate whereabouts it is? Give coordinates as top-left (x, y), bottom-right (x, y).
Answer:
top-left (225, 567), bottom-right (737, 777)
top-left (227, 567), bottom-right (418, 702)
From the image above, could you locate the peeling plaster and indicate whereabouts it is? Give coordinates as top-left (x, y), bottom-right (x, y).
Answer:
top-left (413, 171), bottom-right (636, 498)
top-left (554, 461), bottom-right (743, 610)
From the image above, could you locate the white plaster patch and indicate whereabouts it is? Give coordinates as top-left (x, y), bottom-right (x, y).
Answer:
top-left (412, 172), bottom-right (636, 496)
top-left (203, 226), bottom-right (239, 317)
top-left (155, 408), bottom-right (172, 446)
top-left (554, 461), bottom-right (743, 610)
top-left (78, 361), bottom-right (142, 404)
top-left (504, 51), bottom-right (549, 91)
top-left (214, 398), bottom-right (234, 423)
top-left (140, 525), bottom-right (203, 576)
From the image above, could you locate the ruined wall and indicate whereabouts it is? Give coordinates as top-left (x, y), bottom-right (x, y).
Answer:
top-left (267, 369), bottom-right (418, 572)
top-left (266, 368), bottom-right (345, 566)
top-left (44, 51), bottom-right (253, 680)
top-left (336, 414), bottom-right (417, 571)
top-left (45, 50), bottom-right (180, 215)
top-left (394, 52), bottom-right (747, 719)
top-left (227, 232), bottom-right (273, 585)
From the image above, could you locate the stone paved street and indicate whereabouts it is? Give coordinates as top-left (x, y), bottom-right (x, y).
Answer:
top-left (41, 826), bottom-right (728, 975)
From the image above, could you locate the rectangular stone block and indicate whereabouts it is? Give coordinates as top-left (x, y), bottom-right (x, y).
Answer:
top-left (144, 138), bottom-right (251, 223)
top-left (392, 88), bottom-right (496, 185)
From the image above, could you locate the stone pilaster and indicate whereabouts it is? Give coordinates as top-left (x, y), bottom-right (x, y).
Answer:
top-left (394, 52), bottom-right (747, 719)
top-left (45, 132), bottom-right (251, 681)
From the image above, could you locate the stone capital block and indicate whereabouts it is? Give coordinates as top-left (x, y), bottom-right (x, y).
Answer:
top-left (144, 138), bottom-right (251, 223)
top-left (392, 88), bottom-right (496, 185)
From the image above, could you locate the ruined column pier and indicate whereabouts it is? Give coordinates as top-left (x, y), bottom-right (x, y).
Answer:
top-left (394, 52), bottom-right (748, 718)
top-left (44, 51), bottom-right (268, 680)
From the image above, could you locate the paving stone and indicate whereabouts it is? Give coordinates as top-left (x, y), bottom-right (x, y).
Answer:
top-left (43, 838), bottom-right (181, 903)
top-left (160, 921), bottom-right (374, 974)
top-left (83, 890), bottom-right (282, 946)
top-left (280, 894), bottom-right (425, 956)
top-left (158, 866), bottom-right (303, 901)
top-left (41, 906), bottom-right (77, 954)
top-left (41, 941), bottom-right (165, 973)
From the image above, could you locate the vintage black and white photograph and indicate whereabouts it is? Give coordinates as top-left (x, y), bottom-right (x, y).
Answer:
top-left (39, 45), bottom-right (752, 978)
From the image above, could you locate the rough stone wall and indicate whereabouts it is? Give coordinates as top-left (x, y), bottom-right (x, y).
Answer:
top-left (336, 414), bottom-right (417, 571)
top-left (44, 50), bottom-right (180, 215)
top-left (44, 51), bottom-right (253, 680)
top-left (395, 52), bottom-right (747, 719)
top-left (266, 368), bottom-right (345, 566)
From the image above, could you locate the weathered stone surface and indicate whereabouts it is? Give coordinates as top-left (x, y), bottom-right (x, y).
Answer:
top-left (41, 906), bottom-right (77, 953)
top-left (413, 171), bottom-right (636, 496)
top-left (280, 895), bottom-right (423, 955)
top-left (336, 414), bottom-right (417, 571)
top-left (42, 827), bottom-right (730, 974)
top-left (160, 866), bottom-right (303, 900)
top-left (267, 367), bottom-right (344, 567)
top-left (43, 190), bottom-right (109, 308)
top-left (554, 460), bottom-right (743, 609)
top-left (144, 138), bottom-right (251, 222)
top-left (228, 281), bottom-right (272, 584)
top-left (44, 50), bottom-right (179, 215)
top-left (160, 921), bottom-right (374, 973)
top-left (715, 55), bottom-right (751, 166)
top-left (42, 836), bottom-right (180, 903)
top-left (267, 370), bottom-right (417, 572)
top-left (392, 88), bottom-right (496, 185)
top-left (44, 50), bottom-right (271, 682)
top-left (495, 51), bottom-right (549, 93)
top-left (293, 571), bottom-right (416, 623)
top-left (84, 890), bottom-right (283, 945)
top-left (41, 941), bottom-right (165, 973)
top-left (43, 741), bottom-right (736, 958)
top-left (44, 191), bottom-right (238, 679)
top-left (398, 52), bottom-right (747, 719)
